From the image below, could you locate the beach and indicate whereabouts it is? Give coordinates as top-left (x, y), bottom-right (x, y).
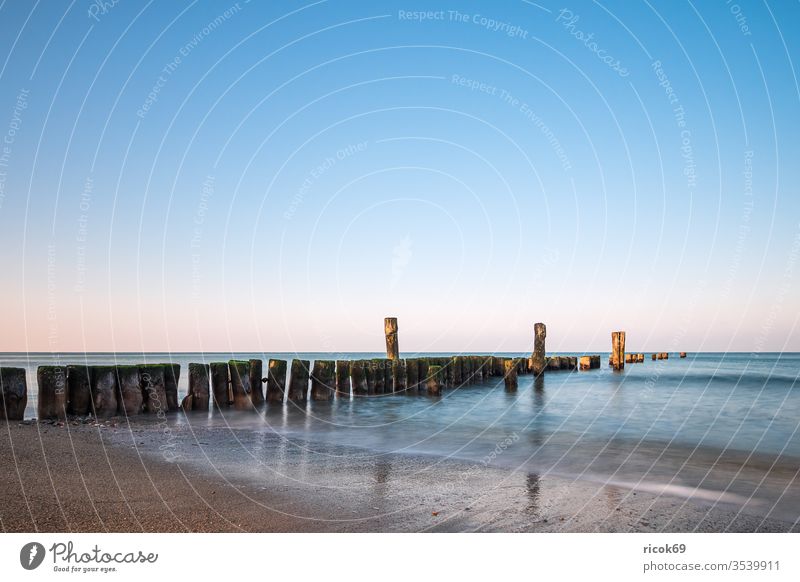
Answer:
top-left (1, 419), bottom-right (795, 533)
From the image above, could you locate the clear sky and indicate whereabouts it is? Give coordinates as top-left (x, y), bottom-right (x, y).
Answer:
top-left (0, 0), bottom-right (798, 353)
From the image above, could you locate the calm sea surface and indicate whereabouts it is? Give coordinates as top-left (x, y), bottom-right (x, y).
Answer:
top-left (3, 352), bottom-right (800, 521)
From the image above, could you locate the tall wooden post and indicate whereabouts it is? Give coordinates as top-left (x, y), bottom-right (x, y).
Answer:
top-left (384, 317), bottom-right (399, 360)
top-left (611, 331), bottom-right (626, 370)
top-left (503, 359), bottom-right (518, 391)
top-left (532, 323), bottom-right (546, 375)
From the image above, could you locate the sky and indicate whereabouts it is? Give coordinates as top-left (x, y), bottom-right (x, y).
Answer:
top-left (0, 0), bottom-right (798, 354)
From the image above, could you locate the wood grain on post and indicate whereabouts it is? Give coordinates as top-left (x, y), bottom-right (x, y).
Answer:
top-left (350, 360), bottom-right (368, 396)
top-left (228, 360), bottom-right (252, 410)
top-left (210, 362), bottom-right (230, 409)
top-left (335, 360), bottom-right (350, 398)
top-left (384, 317), bottom-right (399, 360)
top-left (91, 365), bottom-right (119, 417)
top-left (37, 365), bottom-right (67, 420)
top-left (503, 359), bottom-right (518, 391)
top-left (248, 359), bottom-right (264, 407)
top-left (67, 365), bottom-right (91, 415)
top-left (116, 365), bottom-right (142, 416)
top-left (0, 367), bottom-right (27, 420)
top-left (266, 359), bottom-right (287, 403)
top-left (611, 331), bottom-right (626, 370)
top-left (310, 359), bottom-right (335, 401)
top-left (288, 359), bottom-right (310, 402)
top-left (532, 323), bottom-right (547, 376)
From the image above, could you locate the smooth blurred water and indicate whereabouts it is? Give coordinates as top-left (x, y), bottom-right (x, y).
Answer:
top-left (4, 351), bottom-right (800, 520)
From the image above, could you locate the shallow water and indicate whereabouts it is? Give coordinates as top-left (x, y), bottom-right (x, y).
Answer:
top-left (4, 351), bottom-right (800, 522)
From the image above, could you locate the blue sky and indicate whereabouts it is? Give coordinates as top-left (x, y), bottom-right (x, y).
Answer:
top-left (0, 0), bottom-right (798, 353)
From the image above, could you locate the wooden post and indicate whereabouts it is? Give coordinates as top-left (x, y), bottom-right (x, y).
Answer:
top-left (384, 317), bottom-right (399, 360)
top-left (503, 359), bottom-right (518, 391)
top-left (532, 323), bottom-right (546, 376)
top-left (116, 365), bottom-right (143, 416)
top-left (452, 356), bottom-right (464, 386)
top-left (248, 359), bottom-right (265, 407)
top-left (405, 358), bottom-right (419, 392)
top-left (37, 365), bottom-right (67, 420)
top-left (547, 356), bottom-right (561, 371)
top-left (67, 364), bottom-right (91, 415)
top-left (228, 360), bottom-right (252, 410)
top-left (0, 367), bottom-right (27, 420)
top-left (392, 359), bottom-right (407, 393)
top-left (310, 359), bottom-right (335, 401)
top-left (383, 358), bottom-right (394, 392)
top-left (182, 363), bottom-right (210, 412)
top-left (418, 358), bottom-right (429, 391)
top-left (372, 359), bottom-right (385, 394)
top-left (163, 363), bottom-right (181, 412)
top-left (210, 362), bottom-right (230, 408)
top-left (350, 360), bottom-right (368, 396)
top-left (611, 331), bottom-right (626, 370)
top-left (364, 360), bottom-right (377, 394)
top-left (90, 366), bottom-right (119, 417)
top-left (335, 360), bottom-right (350, 398)
top-left (579, 356), bottom-right (592, 370)
top-left (426, 365), bottom-right (442, 395)
top-left (266, 359), bottom-right (287, 403)
top-left (680, 352), bottom-right (687, 358)
top-left (138, 365), bottom-right (165, 416)
top-left (288, 359), bottom-right (310, 402)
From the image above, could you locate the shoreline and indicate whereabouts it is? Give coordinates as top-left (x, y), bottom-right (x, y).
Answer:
top-left (1, 419), bottom-right (796, 533)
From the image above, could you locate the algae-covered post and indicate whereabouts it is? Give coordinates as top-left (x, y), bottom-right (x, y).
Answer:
top-left (335, 360), bottom-right (350, 398)
top-left (210, 362), bottom-right (230, 409)
top-left (117, 365), bottom-right (143, 416)
top-left (350, 360), bottom-right (368, 396)
top-left (310, 359), bottom-right (335, 401)
top-left (183, 363), bottom-right (210, 412)
top-left (0, 367), bottom-right (27, 420)
top-left (503, 359), bottom-right (518, 391)
top-left (37, 365), bottom-right (67, 420)
top-left (91, 366), bottom-right (119, 417)
top-left (288, 359), bottom-right (310, 402)
top-left (532, 323), bottom-right (546, 375)
top-left (229, 360), bottom-right (252, 410)
top-left (426, 365), bottom-right (442, 395)
top-left (385, 317), bottom-right (399, 360)
top-left (266, 359), bottom-right (287, 403)
top-left (248, 359), bottom-right (264, 407)
top-left (67, 364), bottom-right (91, 415)
top-left (611, 331), bottom-right (626, 370)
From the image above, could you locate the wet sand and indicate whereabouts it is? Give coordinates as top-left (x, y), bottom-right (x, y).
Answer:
top-left (0, 419), bottom-right (796, 533)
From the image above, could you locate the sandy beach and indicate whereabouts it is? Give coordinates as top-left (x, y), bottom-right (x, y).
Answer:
top-left (1, 418), bottom-right (795, 533)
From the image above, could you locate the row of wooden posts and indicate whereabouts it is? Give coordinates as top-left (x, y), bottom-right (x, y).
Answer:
top-left (0, 320), bottom-right (686, 421)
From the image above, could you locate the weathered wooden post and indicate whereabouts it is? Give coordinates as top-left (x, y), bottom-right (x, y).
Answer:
top-left (364, 360), bottom-right (377, 394)
top-left (418, 359), bottom-right (429, 391)
top-left (532, 323), bottom-right (546, 375)
top-left (37, 366), bottom-right (67, 420)
top-left (310, 359), bottom-right (335, 401)
top-left (503, 359), bottom-right (518, 391)
top-left (288, 359), bottom-right (310, 402)
top-left (248, 359), bottom-right (265, 406)
top-left (579, 356), bottom-right (592, 370)
top-left (91, 365), bottom-right (119, 417)
top-left (116, 365), bottom-right (143, 416)
top-left (67, 364), bottom-right (91, 415)
top-left (452, 356), bottom-right (464, 386)
top-left (426, 365), bottom-right (442, 395)
top-left (405, 358), bottom-right (419, 392)
top-left (350, 360), bottom-right (368, 396)
top-left (210, 362), bottom-right (230, 409)
top-left (385, 317), bottom-right (399, 360)
top-left (392, 359), bottom-right (407, 393)
top-left (611, 331), bottom-right (626, 370)
top-left (163, 363), bottom-right (180, 412)
top-left (138, 365), bottom-right (165, 415)
top-left (266, 359), bottom-right (287, 403)
top-left (383, 358), bottom-right (394, 392)
top-left (228, 360), bottom-right (252, 410)
top-left (0, 367), bottom-right (27, 420)
top-left (680, 352), bottom-right (687, 358)
top-left (335, 360), bottom-right (350, 398)
top-left (373, 359), bottom-right (385, 394)
top-left (547, 356), bottom-right (561, 371)
top-left (181, 363), bottom-right (209, 412)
